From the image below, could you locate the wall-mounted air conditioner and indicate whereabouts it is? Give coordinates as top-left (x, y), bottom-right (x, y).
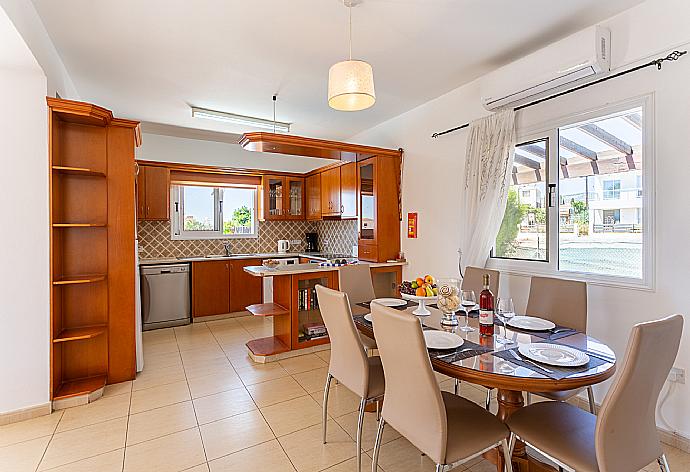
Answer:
top-left (480, 25), bottom-right (611, 111)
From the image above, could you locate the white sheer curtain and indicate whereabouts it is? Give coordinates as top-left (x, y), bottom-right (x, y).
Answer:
top-left (459, 109), bottom-right (516, 273)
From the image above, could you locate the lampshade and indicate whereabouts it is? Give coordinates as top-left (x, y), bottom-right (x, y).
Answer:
top-left (328, 59), bottom-right (376, 111)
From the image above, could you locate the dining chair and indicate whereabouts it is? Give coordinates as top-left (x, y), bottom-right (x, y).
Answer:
top-left (525, 276), bottom-right (596, 413)
top-left (456, 266), bottom-right (500, 408)
top-left (338, 264), bottom-right (377, 352)
top-left (315, 285), bottom-right (385, 472)
top-left (507, 314), bottom-right (683, 472)
top-left (370, 303), bottom-right (513, 472)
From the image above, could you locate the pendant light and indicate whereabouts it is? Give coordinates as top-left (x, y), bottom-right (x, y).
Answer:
top-left (328, 0), bottom-right (375, 111)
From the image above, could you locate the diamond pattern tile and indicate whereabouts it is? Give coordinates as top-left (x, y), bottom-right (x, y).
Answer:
top-left (316, 220), bottom-right (358, 255)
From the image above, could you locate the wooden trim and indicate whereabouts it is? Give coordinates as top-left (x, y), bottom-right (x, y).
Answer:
top-left (53, 375), bottom-right (107, 401)
top-left (171, 170), bottom-right (261, 186)
top-left (46, 97), bottom-right (113, 126)
top-left (53, 326), bottom-right (107, 343)
top-left (52, 166), bottom-right (106, 177)
top-left (136, 159), bottom-right (305, 178)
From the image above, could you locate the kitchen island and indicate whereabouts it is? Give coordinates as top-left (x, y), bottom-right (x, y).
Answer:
top-left (243, 261), bottom-right (405, 362)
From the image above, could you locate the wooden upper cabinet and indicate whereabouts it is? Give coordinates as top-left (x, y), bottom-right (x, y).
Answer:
top-left (285, 177), bottom-right (305, 220)
top-left (229, 258), bottom-right (263, 312)
top-left (321, 167), bottom-right (341, 217)
top-left (192, 261), bottom-right (230, 317)
top-left (261, 175), bottom-right (305, 221)
top-left (340, 162), bottom-right (357, 219)
top-left (306, 173), bottom-right (322, 220)
top-left (137, 165), bottom-right (170, 220)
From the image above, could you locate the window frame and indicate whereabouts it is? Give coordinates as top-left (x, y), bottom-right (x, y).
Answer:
top-left (488, 94), bottom-right (655, 291)
top-left (170, 183), bottom-right (259, 240)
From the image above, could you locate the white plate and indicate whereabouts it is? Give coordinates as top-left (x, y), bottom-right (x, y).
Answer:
top-left (371, 298), bottom-right (407, 307)
top-left (364, 314), bottom-right (373, 323)
top-left (423, 331), bottom-right (464, 350)
top-left (507, 316), bottom-right (556, 331)
top-left (401, 293), bottom-right (438, 302)
top-left (518, 343), bottom-right (590, 367)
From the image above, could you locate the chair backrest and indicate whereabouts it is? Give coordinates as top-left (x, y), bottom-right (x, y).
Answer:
top-left (526, 276), bottom-right (587, 332)
top-left (371, 303), bottom-right (447, 464)
top-left (595, 314), bottom-right (683, 472)
top-left (338, 264), bottom-right (376, 306)
top-left (462, 266), bottom-right (499, 296)
top-left (315, 285), bottom-right (370, 397)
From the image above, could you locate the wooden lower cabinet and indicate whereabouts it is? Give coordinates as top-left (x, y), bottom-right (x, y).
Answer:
top-left (370, 265), bottom-right (403, 297)
top-left (192, 261), bottom-right (230, 317)
top-left (229, 258), bottom-right (263, 312)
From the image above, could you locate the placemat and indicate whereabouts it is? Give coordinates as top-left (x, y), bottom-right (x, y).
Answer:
top-left (492, 348), bottom-right (610, 380)
top-left (498, 319), bottom-right (578, 341)
top-left (427, 338), bottom-right (492, 363)
top-left (357, 300), bottom-right (415, 311)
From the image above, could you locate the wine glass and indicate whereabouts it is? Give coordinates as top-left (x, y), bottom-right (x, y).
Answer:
top-left (459, 290), bottom-right (476, 332)
top-left (495, 298), bottom-right (515, 345)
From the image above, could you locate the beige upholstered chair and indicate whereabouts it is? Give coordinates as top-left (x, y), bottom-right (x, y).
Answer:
top-left (315, 285), bottom-right (385, 472)
top-left (338, 264), bottom-right (377, 351)
top-left (370, 303), bottom-right (512, 472)
top-left (508, 314), bottom-right (683, 472)
top-left (525, 276), bottom-right (596, 413)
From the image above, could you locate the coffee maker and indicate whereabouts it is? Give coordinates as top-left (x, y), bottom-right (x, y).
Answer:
top-left (305, 232), bottom-right (318, 252)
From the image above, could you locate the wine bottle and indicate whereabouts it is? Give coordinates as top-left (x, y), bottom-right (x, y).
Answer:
top-left (479, 274), bottom-right (495, 336)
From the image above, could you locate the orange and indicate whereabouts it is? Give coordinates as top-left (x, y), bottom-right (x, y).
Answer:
top-left (424, 275), bottom-right (435, 284)
top-left (415, 277), bottom-right (425, 286)
top-left (415, 287), bottom-right (426, 296)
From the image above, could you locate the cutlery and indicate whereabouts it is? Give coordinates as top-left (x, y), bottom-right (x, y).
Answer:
top-left (510, 350), bottom-right (555, 373)
top-left (551, 328), bottom-right (572, 334)
top-left (436, 348), bottom-right (474, 360)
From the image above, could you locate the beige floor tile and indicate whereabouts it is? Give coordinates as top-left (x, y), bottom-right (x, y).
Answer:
top-left (186, 463), bottom-right (210, 472)
top-left (227, 352), bottom-right (260, 370)
top-left (261, 395), bottom-right (324, 437)
top-left (143, 340), bottom-right (179, 356)
top-left (0, 436), bottom-right (50, 472)
top-left (323, 452), bottom-right (385, 472)
top-left (279, 353), bottom-right (328, 375)
top-left (208, 439), bottom-right (295, 472)
top-left (205, 317), bottom-right (243, 331)
top-left (103, 380), bottom-right (133, 398)
top-left (132, 363), bottom-right (186, 391)
top-left (278, 420), bottom-right (355, 472)
top-left (174, 323), bottom-right (211, 335)
top-left (663, 444), bottom-right (690, 470)
top-left (247, 376), bottom-right (309, 408)
top-left (292, 367), bottom-right (330, 394)
top-left (130, 380), bottom-right (191, 414)
top-left (236, 362), bottom-right (290, 386)
top-left (193, 388), bottom-right (257, 425)
top-left (56, 393), bottom-right (131, 432)
top-left (143, 350), bottom-right (183, 369)
top-left (180, 345), bottom-right (226, 363)
top-left (310, 384), bottom-right (362, 417)
top-left (39, 417), bottom-right (127, 470)
top-left (188, 371), bottom-right (244, 399)
top-left (123, 427), bottom-right (206, 472)
top-left (176, 335), bottom-right (219, 352)
top-left (199, 410), bottom-right (274, 461)
top-left (42, 448), bottom-right (124, 472)
top-left (142, 327), bottom-right (177, 345)
top-left (126, 401), bottom-right (197, 446)
top-left (372, 436), bottom-right (438, 472)
top-left (315, 349), bottom-right (331, 363)
top-left (0, 411), bottom-right (62, 447)
top-left (183, 357), bottom-right (235, 380)
top-left (334, 410), bottom-right (400, 452)
top-left (468, 459), bottom-right (496, 471)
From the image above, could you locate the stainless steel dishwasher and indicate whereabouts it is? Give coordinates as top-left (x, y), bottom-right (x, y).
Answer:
top-left (140, 263), bottom-right (191, 330)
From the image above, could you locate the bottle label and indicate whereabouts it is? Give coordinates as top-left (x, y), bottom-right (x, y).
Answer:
top-left (479, 309), bottom-right (494, 325)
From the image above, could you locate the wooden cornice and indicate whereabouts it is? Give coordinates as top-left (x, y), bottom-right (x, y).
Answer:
top-left (47, 97), bottom-right (113, 126)
top-left (135, 160), bottom-right (307, 178)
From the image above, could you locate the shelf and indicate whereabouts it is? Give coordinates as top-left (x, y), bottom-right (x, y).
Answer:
top-left (53, 274), bottom-right (106, 285)
top-left (246, 303), bottom-right (289, 317)
top-left (53, 325), bottom-right (107, 343)
top-left (52, 166), bottom-right (106, 177)
top-left (52, 223), bottom-right (107, 228)
top-left (246, 336), bottom-right (290, 356)
top-left (53, 374), bottom-right (107, 401)
top-left (295, 336), bottom-right (330, 350)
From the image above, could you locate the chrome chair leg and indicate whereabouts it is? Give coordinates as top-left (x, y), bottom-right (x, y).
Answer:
top-left (375, 399), bottom-right (380, 421)
top-left (357, 398), bottom-right (366, 472)
top-left (485, 389), bottom-right (492, 411)
top-left (658, 453), bottom-right (671, 472)
top-left (586, 386), bottom-right (596, 414)
top-left (500, 438), bottom-right (514, 472)
top-left (526, 392), bottom-right (532, 405)
top-left (507, 432), bottom-right (516, 457)
top-left (454, 379), bottom-right (460, 395)
top-left (322, 373), bottom-right (333, 444)
top-left (435, 464), bottom-right (445, 472)
top-left (371, 418), bottom-right (386, 472)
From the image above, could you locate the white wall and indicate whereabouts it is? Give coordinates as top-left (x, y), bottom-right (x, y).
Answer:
top-left (353, 0), bottom-right (690, 438)
top-left (0, 6), bottom-right (50, 414)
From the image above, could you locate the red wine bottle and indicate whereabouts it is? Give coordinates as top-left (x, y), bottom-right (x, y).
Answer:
top-left (479, 274), bottom-right (495, 336)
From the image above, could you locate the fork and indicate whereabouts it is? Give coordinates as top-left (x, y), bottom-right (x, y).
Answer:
top-left (436, 348), bottom-right (475, 360)
top-left (510, 350), bottom-right (555, 373)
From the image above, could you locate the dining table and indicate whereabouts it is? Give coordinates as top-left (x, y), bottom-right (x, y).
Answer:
top-left (352, 300), bottom-right (617, 472)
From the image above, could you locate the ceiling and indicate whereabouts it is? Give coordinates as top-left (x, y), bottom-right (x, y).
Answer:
top-left (33, 0), bottom-right (644, 141)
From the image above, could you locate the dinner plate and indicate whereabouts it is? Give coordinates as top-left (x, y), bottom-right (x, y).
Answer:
top-left (371, 298), bottom-right (407, 307)
top-left (507, 316), bottom-right (556, 331)
top-left (423, 331), bottom-right (464, 350)
top-left (518, 343), bottom-right (590, 367)
top-left (364, 313), bottom-right (373, 323)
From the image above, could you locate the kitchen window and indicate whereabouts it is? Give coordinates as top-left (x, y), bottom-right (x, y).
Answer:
top-left (490, 97), bottom-right (653, 288)
top-left (171, 184), bottom-right (258, 239)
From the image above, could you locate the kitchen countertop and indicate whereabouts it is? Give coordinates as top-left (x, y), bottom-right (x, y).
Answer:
top-left (243, 261), bottom-right (407, 277)
top-left (138, 252), bottom-right (353, 265)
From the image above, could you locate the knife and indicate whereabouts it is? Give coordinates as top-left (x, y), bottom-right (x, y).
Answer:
top-left (510, 350), bottom-right (555, 373)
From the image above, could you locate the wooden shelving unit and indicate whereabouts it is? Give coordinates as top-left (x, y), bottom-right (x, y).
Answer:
top-left (246, 336), bottom-right (290, 356)
top-left (246, 303), bottom-right (289, 317)
top-left (49, 97), bottom-right (140, 402)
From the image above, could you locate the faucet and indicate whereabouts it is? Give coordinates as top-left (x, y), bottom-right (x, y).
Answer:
top-left (223, 242), bottom-right (232, 256)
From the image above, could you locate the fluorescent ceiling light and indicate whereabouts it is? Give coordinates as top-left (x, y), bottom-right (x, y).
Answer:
top-left (191, 106), bottom-right (290, 133)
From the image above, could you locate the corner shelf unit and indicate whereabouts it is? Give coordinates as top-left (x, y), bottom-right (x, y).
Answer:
top-left (49, 97), bottom-right (140, 402)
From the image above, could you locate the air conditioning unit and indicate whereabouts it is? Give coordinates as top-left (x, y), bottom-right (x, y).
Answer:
top-left (480, 26), bottom-right (611, 111)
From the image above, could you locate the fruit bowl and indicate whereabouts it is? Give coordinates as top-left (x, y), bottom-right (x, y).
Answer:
top-left (400, 293), bottom-right (438, 316)
top-left (262, 259), bottom-right (281, 269)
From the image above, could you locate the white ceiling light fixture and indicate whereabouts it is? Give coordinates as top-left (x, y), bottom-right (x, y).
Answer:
top-left (191, 106), bottom-right (291, 133)
top-left (328, 0), bottom-right (375, 112)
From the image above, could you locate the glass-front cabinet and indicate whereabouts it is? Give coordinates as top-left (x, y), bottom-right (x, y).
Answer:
top-left (285, 177), bottom-right (305, 219)
top-left (261, 175), bottom-right (305, 221)
top-left (291, 271), bottom-right (337, 349)
top-left (358, 159), bottom-right (376, 242)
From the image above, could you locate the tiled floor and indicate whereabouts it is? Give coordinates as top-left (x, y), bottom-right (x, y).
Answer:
top-left (1, 315), bottom-right (689, 471)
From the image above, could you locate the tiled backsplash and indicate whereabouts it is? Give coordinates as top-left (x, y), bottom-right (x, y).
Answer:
top-left (138, 218), bottom-right (359, 259)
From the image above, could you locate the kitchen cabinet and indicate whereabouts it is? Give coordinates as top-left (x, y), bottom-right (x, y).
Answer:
top-left (340, 162), bottom-right (357, 219)
top-left (137, 165), bottom-right (170, 220)
top-left (229, 258), bottom-right (263, 313)
top-left (261, 175), bottom-right (305, 220)
top-left (321, 167), bottom-right (341, 216)
top-left (306, 173), bottom-right (322, 220)
top-left (192, 261), bottom-right (230, 317)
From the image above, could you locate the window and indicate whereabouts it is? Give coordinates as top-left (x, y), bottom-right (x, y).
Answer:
top-left (172, 184), bottom-right (257, 239)
top-left (490, 98), bottom-right (652, 287)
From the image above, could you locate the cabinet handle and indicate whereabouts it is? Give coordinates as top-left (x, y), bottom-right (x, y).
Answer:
top-left (341, 205), bottom-right (344, 214)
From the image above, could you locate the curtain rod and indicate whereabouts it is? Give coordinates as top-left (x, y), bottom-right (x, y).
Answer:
top-left (431, 50), bottom-right (687, 139)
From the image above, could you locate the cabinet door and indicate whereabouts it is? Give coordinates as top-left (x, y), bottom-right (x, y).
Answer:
top-left (143, 166), bottom-right (170, 220)
top-left (192, 261), bottom-right (230, 317)
top-left (229, 258), bottom-right (263, 312)
top-left (263, 175), bottom-right (285, 220)
top-left (306, 174), bottom-right (321, 220)
top-left (285, 177), bottom-right (305, 219)
top-left (321, 167), bottom-right (341, 216)
top-left (358, 158), bottom-right (376, 242)
top-left (136, 165), bottom-right (146, 220)
top-left (340, 162), bottom-right (357, 219)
